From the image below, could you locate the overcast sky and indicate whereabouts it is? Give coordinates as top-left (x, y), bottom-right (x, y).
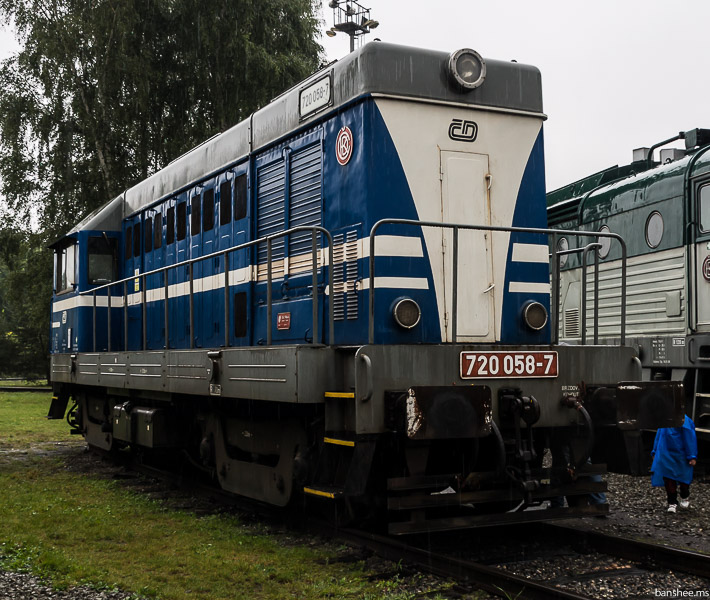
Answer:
top-left (1, 2), bottom-right (708, 192)
top-left (319, 0), bottom-right (710, 191)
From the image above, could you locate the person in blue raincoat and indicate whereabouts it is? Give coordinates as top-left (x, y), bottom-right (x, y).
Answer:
top-left (650, 415), bottom-right (698, 513)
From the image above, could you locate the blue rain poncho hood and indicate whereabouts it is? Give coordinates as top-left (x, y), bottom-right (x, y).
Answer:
top-left (650, 415), bottom-right (698, 487)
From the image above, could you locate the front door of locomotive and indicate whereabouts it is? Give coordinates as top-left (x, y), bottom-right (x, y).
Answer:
top-left (439, 150), bottom-right (495, 343)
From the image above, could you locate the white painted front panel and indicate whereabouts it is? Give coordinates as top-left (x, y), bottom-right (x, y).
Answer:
top-left (440, 151), bottom-right (494, 341)
top-left (375, 97), bottom-right (544, 342)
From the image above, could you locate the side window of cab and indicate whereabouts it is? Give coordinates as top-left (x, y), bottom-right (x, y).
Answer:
top-left (88, 236), bottom-right (118, 285)
top-left (54, 241), bottom-right (77, 294)
top-left (699, 184), bottom-right (710, 233)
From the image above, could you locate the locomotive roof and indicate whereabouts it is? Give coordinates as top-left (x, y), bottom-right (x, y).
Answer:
top-left (547, 141), bottom-right (710, 226)
top-left (58, 41), bottom-right (543, 242)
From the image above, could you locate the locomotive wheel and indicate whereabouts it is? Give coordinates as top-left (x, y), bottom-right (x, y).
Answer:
top-left (207, 414), bottom-right (308, 507)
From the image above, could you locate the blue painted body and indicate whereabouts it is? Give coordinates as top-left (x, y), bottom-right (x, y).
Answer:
top-left (50, 96), bottom-right (549, 354)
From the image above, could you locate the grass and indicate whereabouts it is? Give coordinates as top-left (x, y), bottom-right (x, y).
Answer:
top-left (0, 391), bottom-right (67, 449)
top-left (0, 393), bottom-right (467, 599)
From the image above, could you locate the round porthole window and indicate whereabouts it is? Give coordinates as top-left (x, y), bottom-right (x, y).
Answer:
top-left (646, 211), bottom-right (664, 249)
top-left (597, 225), bottom-right (612, 259)
top-left (556, 237), bottom-right (569, 268)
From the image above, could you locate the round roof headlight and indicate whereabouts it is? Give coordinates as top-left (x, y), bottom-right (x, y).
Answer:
top-left (448, 48), bottom-right (486, 91)
top-left (393, 298), bottom-right (421, 329)
top-left (523, 301), bottom-right (548, 331)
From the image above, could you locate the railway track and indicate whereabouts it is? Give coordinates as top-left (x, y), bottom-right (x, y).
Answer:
top-left (0, 386), bottom-right (51, 393)
top-left (105, 449), bottom-right (710, 599)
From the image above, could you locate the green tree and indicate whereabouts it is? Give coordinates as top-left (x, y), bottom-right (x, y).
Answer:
top-left (0, 0), bottom-right (322, 236)
top-left (0, 230), bottom-right (51, 379)
top-left (0, 0), bottom-right (323, 377)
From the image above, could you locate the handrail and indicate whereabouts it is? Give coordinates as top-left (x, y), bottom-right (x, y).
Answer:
top-left (557, 243), bottom-right (602, 345)
top-left (80, 226), bottom-right (334, 351)
top-left (368, 219), bottom-right (627, 345)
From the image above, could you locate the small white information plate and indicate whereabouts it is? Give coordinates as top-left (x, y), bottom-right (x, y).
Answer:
top-left (299, 74), bottom-right (331, 118)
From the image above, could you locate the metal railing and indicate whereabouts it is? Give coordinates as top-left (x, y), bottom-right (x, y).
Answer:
top-left (80, 226), bottom-right (334, 352)
top-left (368, 219), bottom-right (628, 345)
top-left (555, 242), bottom-right (604, 345)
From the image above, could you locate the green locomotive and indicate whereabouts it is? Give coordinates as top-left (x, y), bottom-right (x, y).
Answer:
top-left (547, 128), bottom-right (710, 448)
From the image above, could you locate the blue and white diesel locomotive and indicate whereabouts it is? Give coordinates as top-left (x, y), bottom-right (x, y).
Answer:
top-left (49, 42), bottom-right (682, 534)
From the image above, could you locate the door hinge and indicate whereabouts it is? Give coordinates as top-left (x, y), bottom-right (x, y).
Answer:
top-left (444, 312), bottom-right (449, 327)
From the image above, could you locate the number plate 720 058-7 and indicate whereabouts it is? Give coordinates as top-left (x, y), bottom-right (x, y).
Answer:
top-left (460, 351), bottom-right (558, 379)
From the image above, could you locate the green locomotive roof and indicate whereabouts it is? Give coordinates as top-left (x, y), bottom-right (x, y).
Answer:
top-left (547, 129), bottom-right (710, 227)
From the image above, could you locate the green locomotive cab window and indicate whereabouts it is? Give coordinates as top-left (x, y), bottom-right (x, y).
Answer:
top-left (556, 236), bottom-right (569, 268)
top-left (88, 236), bottom-right (117, 285)
top-left (597, 225), bottom-right (611, 259)
top-left (700, 185), bottom-right (710, 232)
top-left (645, 211), bottom-right (664, 248)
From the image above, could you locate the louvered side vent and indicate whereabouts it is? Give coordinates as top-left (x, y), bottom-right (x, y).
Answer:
top-left (256, 158), bottom-right (285, 279)
top-left (332, 229), bottom-right (360, 321)
top-left (345, 230), bottom-right (358, 320)
top-left (332, 233), bottom-right (345, 321)
top-left (564, 308), bottom-right (580, 338)
top-left (288, 142), bottom-right (322, 261)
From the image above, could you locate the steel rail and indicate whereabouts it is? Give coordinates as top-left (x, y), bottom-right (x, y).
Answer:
top-left (542, 522), bottom-right (710, 579)
top-left (336, 527), bottom-right (593, 600)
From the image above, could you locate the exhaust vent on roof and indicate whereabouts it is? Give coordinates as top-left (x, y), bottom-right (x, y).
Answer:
top-left (632, 147), bottom-right (650, 162)
top-left (660, 148), bottom-right (685, 164)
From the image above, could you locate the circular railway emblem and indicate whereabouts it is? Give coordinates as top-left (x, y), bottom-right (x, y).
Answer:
top-left (335, 126), bottom-right (353, 166)
top-left (703, 256), bottom-right (710, 282)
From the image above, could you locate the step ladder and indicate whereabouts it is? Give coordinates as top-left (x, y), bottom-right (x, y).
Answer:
top-left (303, 392), bottom-right (375, 500)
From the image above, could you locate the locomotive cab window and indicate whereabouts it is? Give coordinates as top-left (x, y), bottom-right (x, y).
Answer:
top-left (220, 181), bottom-right (231, 225)
top-left (191, 195), bottom-right (201, 235)
top-left (144, 217), bottom-right (153, 253)
top-left (125, 227), bottom-right (133, 260)
top-left (88, 236), bottom-right (117, 285)
top-left (699, 184), bottom-right (710, 232)
top-left (167, 206), bottom-right (176, 244)
top-left (133, 223), bottom-right (141, 257)
top-left (203, 189), bottom-right (215, 232)
top-left (154, 213), bottom-right (163, 249)
top-left (645, 211), bottom-right (664, 248)
top-left (234, 173), bottom-right (247, 220)
top-left (177, 203), bottom-right (187, 241)
top-left (54, 241), bottom-right (77, 294)
top-left (597, 225), bottom-right (612, 259)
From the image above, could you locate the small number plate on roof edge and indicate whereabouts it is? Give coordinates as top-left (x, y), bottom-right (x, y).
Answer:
top-left (460, 351), bottom-right (558, 379)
